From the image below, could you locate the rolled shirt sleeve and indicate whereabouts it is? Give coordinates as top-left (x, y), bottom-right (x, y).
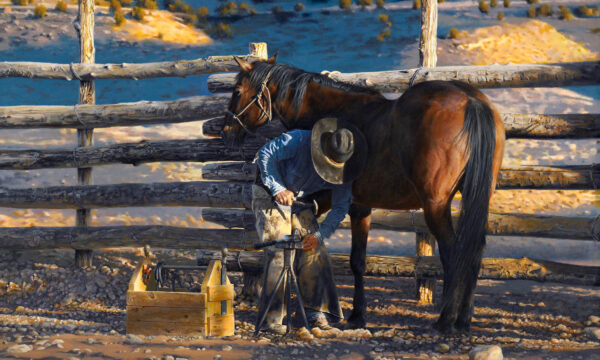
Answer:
top-left (317, 182), bottom-right (353, 242)
top-left (256, 132), bottom-right (299, 196)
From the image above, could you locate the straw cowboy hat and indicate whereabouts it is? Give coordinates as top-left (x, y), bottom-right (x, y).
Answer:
top-left (311, 117), bottom-right (368, 184)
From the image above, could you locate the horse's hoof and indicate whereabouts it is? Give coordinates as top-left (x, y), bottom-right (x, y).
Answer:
top-left (342, 317), bottom-right (366, 330)
top-left (432, 320), bottom-right (456, 335)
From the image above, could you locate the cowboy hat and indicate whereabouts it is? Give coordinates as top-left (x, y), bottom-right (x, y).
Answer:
top-left (311, 117), bottom-right (368, 184)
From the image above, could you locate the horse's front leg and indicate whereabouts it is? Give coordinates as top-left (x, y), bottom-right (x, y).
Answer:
top-left (345, 204), bottom-right (372, 329)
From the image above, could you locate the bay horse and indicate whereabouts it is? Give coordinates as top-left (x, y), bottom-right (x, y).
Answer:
top-left (221, 56), bottom-right (505, 333)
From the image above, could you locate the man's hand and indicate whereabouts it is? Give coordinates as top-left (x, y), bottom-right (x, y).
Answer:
top-left (274, 189), bottom-right (295, 206)
top-left (302, 234), bottom-right (319, 251)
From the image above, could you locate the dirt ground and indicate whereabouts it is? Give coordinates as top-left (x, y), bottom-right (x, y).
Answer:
top-left (0, 248), bottom-right (598, 359)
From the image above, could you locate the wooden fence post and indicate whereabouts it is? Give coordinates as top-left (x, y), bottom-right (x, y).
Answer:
top-left (74, 0), bottom-right (95, 268)
top-left (236, 42), bottom-right (268, 301)
top-left (415, 0), bottom-right (437, 304)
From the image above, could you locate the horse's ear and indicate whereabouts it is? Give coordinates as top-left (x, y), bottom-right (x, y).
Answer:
top-left (234, 56), bottom-right (253, 72)
top-left (266, 53), bottom-right (278, 64)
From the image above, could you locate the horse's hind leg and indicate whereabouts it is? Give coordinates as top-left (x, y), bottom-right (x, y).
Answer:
top-left (454, 241), bottom-right (485, 332)
top-left (422, 198), bottom-right (460, 334)
top-left (345, 203), bottom-right (372, 329)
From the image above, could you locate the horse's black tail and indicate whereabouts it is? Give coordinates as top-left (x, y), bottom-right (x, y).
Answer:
top-left (455, 97), bottom-right (496, 274)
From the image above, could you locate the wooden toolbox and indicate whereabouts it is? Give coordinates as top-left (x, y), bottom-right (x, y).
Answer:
top-left (126, 258), bottom-right (234, 337)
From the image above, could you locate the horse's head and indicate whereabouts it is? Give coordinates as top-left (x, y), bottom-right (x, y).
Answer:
top-left (222, 55), bottom-right (278, 148)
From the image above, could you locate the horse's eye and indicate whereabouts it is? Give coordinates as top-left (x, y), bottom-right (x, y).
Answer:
top-left (236, 87), bottom-right (243, 96)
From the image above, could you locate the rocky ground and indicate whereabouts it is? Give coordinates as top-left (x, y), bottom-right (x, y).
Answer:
top-left (0, 248), bottom-right (599, 359)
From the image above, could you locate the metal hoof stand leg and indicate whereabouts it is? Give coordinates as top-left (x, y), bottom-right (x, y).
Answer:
top-left (252, 234), bottom-right (310, 336)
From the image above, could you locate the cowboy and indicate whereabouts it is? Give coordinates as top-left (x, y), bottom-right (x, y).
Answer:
top-left (253, 117), bottom-right (367, 334)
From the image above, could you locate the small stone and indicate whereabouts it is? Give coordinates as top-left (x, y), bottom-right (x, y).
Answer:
top-left (109, 329), bottom-right (118, 335)
top-left (164, 356), bottom-right (174, 360)
top-left (7, 344), bottom-right (33, 354)
top-left (15, 306), bottom-right (25, 312)
top-left (222, 345), bottom-right (232, 351)
top-left (126, 334), bottom-right (144, 344)
top-left (589, 316), bottom-right (600, 325)
top-left (86, 338), bottom-right (95, 344)
top-left (214, 355), bottom-right (222, 360)
top-left (584, 327), bottom-right (600, 340)
top-left (469, 345), bottom-right (503, 360)
top-left (326, 354), bottom-right (337, 360)
top-left (436, 343), bottom-right (450, 353)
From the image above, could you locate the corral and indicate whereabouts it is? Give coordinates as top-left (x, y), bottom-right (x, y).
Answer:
top-left (0, 0), bottom-right (599, 358)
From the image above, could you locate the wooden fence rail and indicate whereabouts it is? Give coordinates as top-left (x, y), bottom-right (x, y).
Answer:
top-left (196, 250), bottom-right (600, 286)
top-left (0, 94), bottom-right (229, 129)
top-left (201, 208), bottom-right (599, 241)
top-left (0, 55), bottom-right (259, 80)
top-left (0, 181), bottom-right (252, 209)
top-left (201, 162), bottom-right (600, 190)
top-left (0, 226), bottom-right (256, 250)
top-left (202, 114), bottom-right (600, 139)
top-left (207, 61), bottom-right (600, 93)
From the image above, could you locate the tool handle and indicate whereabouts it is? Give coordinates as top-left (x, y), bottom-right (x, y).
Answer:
top-left (253, 240), bottom-right (278, 249)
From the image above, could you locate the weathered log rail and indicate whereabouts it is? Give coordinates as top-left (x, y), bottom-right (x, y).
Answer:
top-left (202, 113), bottom-right (600, 139)
top-left (207, 61), bottom-right (600, 93)
top-left (0, 55), bottom-right (259, 80)
top-left (196, 250), bottom-right (600, 286)
top-left (201, 161), bottom-right (600, 190)
top-left (0, 226), bottom-right (256, 250)
top-left (0, 95), bottom-right (229, 129)
top-left (201, 208), bottom-right (599, 241)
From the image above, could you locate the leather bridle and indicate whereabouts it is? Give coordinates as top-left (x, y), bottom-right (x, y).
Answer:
top-left (226, 68), bottom-right (275, 138)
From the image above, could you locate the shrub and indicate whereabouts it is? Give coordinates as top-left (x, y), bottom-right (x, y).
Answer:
top-left (294, 2), bottom-right (304, 11)
top-left (490, 0), bottom-right (496, 7)
top-left (497, 11), bottom-right (504, 20)
top-left (503, 0), bottom-right (509, 7)
top-left (249, 7), bottom-right (256, 15)
top-left (526, 0), bottom-right (537, 4)
top-left (239, 2), bottom-right (249, 13)
top-left (271, 5), bottom-right (282, 14)
top-left (412, 0), bottom-right (420, 9)
top-left (136, 0), bottom-right (157, 9)
top-left (536, 4), bottom-right (552, 16)
top-left (55, 0), bottom-right (68, 12)
top-left (120, 0), bottom-right (132, 6)
top-left (132, 5), bottom-right (145, 20)
top-left (196, 6), bottom-right (209, 17)
top-left (577, 5), bottom-right (599, 17)
top-left (114, 10), bottom-right (125, 24)
top-left (217, 1), bottom-right (237, 16)
top-left (208, 22), bottom-right (233, 38)
top-left (109, 0), bottom-right (121, 13)
top-left (377, 13), bottom-right (388, 22)
top-left (376, 0), bottom-right (384, 8)
top-left (527, 5), bottom-right (535, 17)
top-left (478, 0), bottom-right (489, 13)
top-left (33, 4), bottom-right (46, 17)
top-left (377, 27), bottom-right (391, 41)
top-left (339, 0), bottom-right (351, 10)
top-left (448, 27), bottom-right (459, 38)
top-left (559, 6), bottom-right (574, 20)
top-left (358, 0), bottom-right (372, 8)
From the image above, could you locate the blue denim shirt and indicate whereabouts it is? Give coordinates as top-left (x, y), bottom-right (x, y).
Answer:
top-left (256, 130), bottom-right (353, 242)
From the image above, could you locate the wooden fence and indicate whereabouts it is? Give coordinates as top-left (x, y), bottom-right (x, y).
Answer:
top-left (0, 0), bottom-right (599, 306)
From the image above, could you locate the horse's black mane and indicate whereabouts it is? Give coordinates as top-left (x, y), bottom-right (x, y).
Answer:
top-left (239, 62), bottom-right (378, 111)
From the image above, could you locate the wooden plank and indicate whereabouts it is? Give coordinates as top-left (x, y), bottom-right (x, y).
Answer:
top-left (0, 181), bottom-right (252, 209)
top-left (208, 314), bottom-right (235, 337)
top-left (127, 291), bottom-right (206, 308)
top-left (128, 258), bottom-right (150, 292)
top-left (0, 226), bottom-right (258, 251)
top-left (198, 250), bottom-right (600, 286)
top-left (0, 55), bottom-right (262, 80)
top-left (126, 320), bottom-right (206, 336)
top-left (201, 162), bottom-right (600, 189)
top-left (0, 95), bottom-right (229, 129)
top-left (202, 113), bottom-right (600, 139)
top-left (0, 137), bottom-right (262, 170)
top-left (207, 61), bottom-right (600, 93)
top-left (201, 209), bottom-right (599, 241)
top-left (126, 305), bottom-right (206, 324)
top-left (206, 284), bottom-right (234, 302)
